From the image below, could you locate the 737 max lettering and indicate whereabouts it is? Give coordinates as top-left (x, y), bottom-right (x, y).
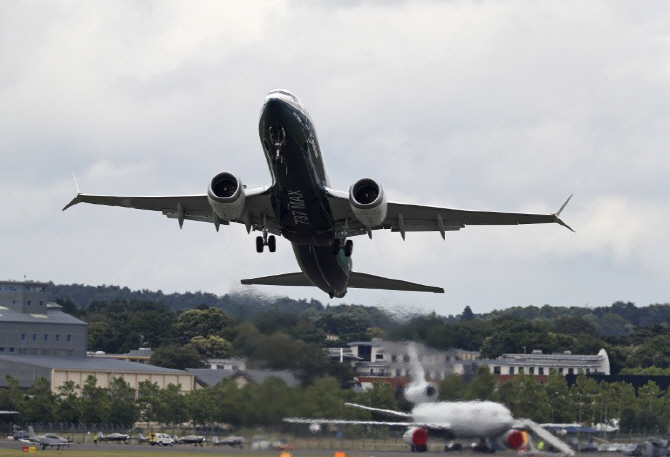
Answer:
top-left (64, 90), bottom-right (573, 298)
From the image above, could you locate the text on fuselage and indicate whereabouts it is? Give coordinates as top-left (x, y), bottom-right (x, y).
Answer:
top-left (287, 190), bottom-right (310, 225)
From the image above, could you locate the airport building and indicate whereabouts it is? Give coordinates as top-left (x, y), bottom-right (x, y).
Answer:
top-left (481, 348), bottom-right (611, 380)
top-left (0, 280), bottom-right (195, 393)
top-left (0, 281), bottom-right (87, 357)
top-left (338, 340), bottom-right (611, 390)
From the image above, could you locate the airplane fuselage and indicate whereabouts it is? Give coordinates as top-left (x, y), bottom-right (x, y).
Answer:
top-left (412, 401), bottom-right (515, 439)
top-left (258, 90), bottom-right (351, 298)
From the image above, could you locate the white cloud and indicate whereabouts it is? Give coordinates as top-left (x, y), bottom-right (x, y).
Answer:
top-left (2, 1), bottom-right (670, 312)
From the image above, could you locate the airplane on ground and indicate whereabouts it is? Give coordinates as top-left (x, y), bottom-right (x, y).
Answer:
top-left (174, 434), bottom-right (207, 446)
top-left (63, 90), bottom-right (573, 298)
top-left (26, 426), bottom-right (72, 450)
top-left (622, 439), bottom-right (670, 457)
top-left (97, 431), bottom-right (130, 443)
top-left (212, 436), bottom-right (245, 447)
top-left (136, 433), bottom-right (149, 444)
top-left (284, 344), bottom-right (574, 455)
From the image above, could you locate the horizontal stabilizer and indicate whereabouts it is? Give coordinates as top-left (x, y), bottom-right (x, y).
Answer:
top-left (348, 272), bottom-right (444, 293)
top-left (241, 272), bottom-right (312, 287)
top-left (241, 271), bottom-right (443, 293)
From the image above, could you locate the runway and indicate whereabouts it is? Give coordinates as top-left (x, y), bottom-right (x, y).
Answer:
top-left (0, 439), bottom-right (606, 457)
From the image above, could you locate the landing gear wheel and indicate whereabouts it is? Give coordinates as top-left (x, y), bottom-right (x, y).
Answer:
top-left (268, 235), bottom-right (276, 252)
top-left (256, 236), bottom-right (264, 253)
top-left (344, 239), bottom-right (353, 257)
top-left (331, 238), bottom-right (341, 255)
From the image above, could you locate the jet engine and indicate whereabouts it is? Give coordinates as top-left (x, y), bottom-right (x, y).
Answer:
top-left (207, 172), bottom-right (245, 221)
top-left (506, 430), bottom-right (529, 451)
top-left (349, 178), bottom-right (387, 227)
top-left (403, 427), bottom-right (428, 452)
top-left (403, 381), bottom-right (439, 404)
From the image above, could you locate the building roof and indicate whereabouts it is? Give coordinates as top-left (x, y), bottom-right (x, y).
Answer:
top-left (483, 348), bottom-right (609, 369)
top-left (0, 303), bottom-right (86, 326)
top-left (0, 355), bottom-right (186, 373)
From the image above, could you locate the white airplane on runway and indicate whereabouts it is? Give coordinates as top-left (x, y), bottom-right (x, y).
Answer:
top-left (284, 344), bottom-right (574, 455)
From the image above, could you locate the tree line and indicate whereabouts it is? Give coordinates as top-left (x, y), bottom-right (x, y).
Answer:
top-left (2, 370), bottom-right (669, 435)
top-left (55, 295), bottom-right (670, 378)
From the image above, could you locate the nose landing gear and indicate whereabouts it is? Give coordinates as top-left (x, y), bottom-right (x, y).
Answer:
top-left (269, 126), bottom-right (286, 164)
top-left (331, 238), bottom-right (353, 257)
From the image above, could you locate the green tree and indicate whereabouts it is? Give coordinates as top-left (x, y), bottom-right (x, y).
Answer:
top-left (545, 372), bottom-right (572, 422)
top-left (80, 375), bottom-right (110, 424)
top-left (150, 345), bottom-right (206, 369)
top-left (55, 380), bottom-right (81, 424)
top-left (23, 377), bottom-right (56, 423)
top-left (439, 375), bottom-right (467, 401)
top-left (108, 377), bottom-right (139, 425)
top-left (174, 308), bottom-right (234, 343)
top-left (186, 335), bottom-right (232, 359)
top-left (498, 374), bottom-right (550, 422)
top-left (156, 384), bottom-right (188, 425)
top-left (465, 366), bottom-right (496, 400)
top-left (137, 380), bottom-right (161, 423)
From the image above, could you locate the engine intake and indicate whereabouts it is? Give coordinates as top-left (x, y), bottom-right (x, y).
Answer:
top-left (404, 381), bottom-right (439, 404)
top-left (403, 427), bottom-right (428, 452)
top-left (208, 172), bottom-right (245, 221)
top-left (349, 178), bottom-right (387, 227)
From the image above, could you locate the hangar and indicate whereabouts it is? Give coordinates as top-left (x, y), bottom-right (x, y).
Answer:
top-left (0, 280), bottom-right (195, 393)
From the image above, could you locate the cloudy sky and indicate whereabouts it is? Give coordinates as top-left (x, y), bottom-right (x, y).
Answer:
top-left (2, 1), bottom-right (670, 315)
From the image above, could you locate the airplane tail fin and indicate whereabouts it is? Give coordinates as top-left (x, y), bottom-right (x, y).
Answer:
top-left (403, 344), bottom-right (439, 404)
top-left (241, 271), bottom-right (444, 293)
top-left (28, 426), bottom-right (35, 437)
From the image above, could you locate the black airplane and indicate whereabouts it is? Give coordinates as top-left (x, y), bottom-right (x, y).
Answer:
top-left (64, 90), bottom-right (572, 298)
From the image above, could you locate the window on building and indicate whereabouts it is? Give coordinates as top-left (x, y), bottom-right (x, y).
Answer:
top-left (32, 334), bottom-right (37, 341)
top-left (529, 367), bottom-right (535, 374)
top-left (568, 368), bottom-right (574, 375)
top-left (395, 369), bottom-right (401, 376)
top-left (44, 334), bottom-right (49, 342)
top-left (55, 334), bottom-right (60, 342)
top-left (391, 354), bottom-right (397, 362)
top-left (0, 347), bottom-right (4, 352)
top-left (376, 353), bottom-right (384, 360)
top-left (519, 367), bottom-right (525, 374)
top-left (8, 347), bottom-right (14, 353)
top-left (39, 301), bottom-right (44, 306)
top-left (21, 333), bottom-right (26, 341)
top-left (67, 335), bottom-right (72, 342)
top-left (27, 300), bottom-right (31, 306)
top-left (539, 367), bottom-right (545, 375)
top-left (558, 367), bottom-right (564, 374)
top-left (493, 366), bottom-right (501, 374)
top-left (509, 367), bottom-right (515, 375)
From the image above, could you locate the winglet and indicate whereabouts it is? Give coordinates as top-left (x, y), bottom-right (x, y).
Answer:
top-left (62, 173), bottom-right (82, 211)
top-left (554, 194), bottom-right (574, 232)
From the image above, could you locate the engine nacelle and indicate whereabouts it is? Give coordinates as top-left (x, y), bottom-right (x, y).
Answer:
top-left (349, 178), bottom-right (387, 227)
top-left (403, 427), bottom-right (428, 451)
top-left (506, 430), bottom-right (529, 450)
top-left (404, 381), bottom-right (439, 404)
top-left (207, 172), bottom-right (245, 221)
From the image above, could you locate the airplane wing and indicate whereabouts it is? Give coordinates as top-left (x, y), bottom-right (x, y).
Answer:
top-left (63, 187), bottom-right (277, 233)
top-left (343, 402), bottom-right (413, 419)
top-left (325, 190), bottom-right (573, 238)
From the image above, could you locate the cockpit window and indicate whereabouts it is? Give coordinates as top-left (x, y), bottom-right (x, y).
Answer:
top-left (268, 89), bottom-right (300, 104)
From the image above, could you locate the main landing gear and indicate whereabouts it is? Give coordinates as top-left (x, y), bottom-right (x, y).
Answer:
top-left (331, 238), bottom-right (353, 257)
top-left (256, 229), bottom-right (276, 253)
